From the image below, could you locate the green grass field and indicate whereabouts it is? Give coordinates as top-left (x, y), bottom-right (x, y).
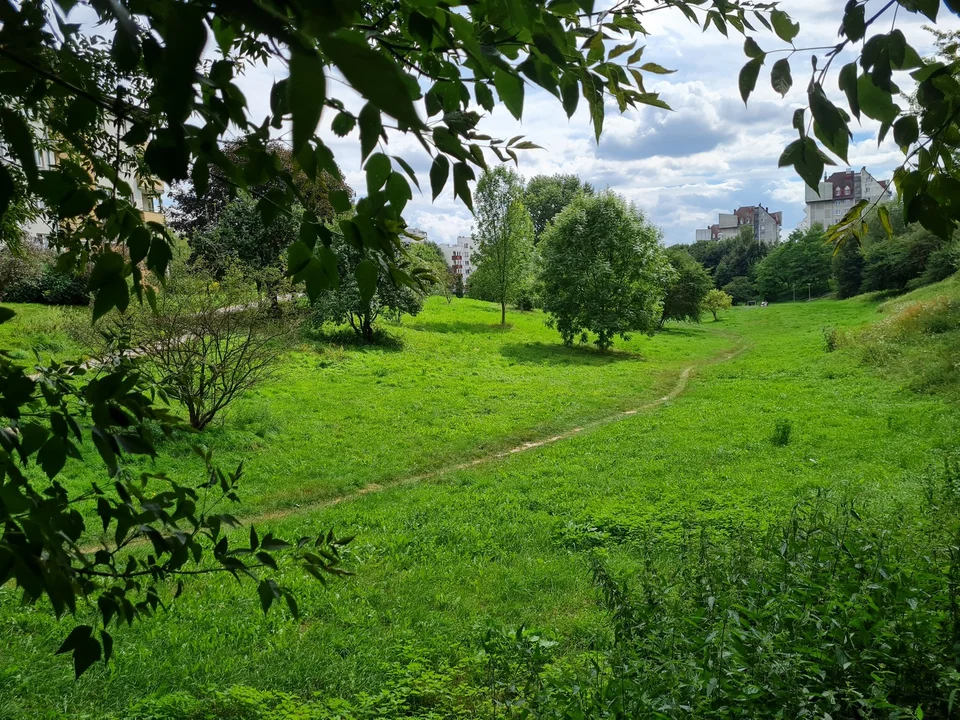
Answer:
top-left (2, 290), bottom-right (959, 718)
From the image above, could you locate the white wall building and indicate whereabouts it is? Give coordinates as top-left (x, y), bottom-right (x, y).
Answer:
top-left (801, 167), bottom-right (893, 230)
top-left (696, 205), bottom-right (782, 244)
top-left (439, 235), bottom-right (477, 282)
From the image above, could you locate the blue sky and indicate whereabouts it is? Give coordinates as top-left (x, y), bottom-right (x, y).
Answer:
top-left (234, 3), bottom-right (957, 246)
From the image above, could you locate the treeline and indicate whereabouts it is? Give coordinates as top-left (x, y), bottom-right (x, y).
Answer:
top-left (674, 202), bottom-right (960, 304)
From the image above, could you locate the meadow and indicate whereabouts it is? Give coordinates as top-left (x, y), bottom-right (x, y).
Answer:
top-left (1, 286), bottom-right (959, 718)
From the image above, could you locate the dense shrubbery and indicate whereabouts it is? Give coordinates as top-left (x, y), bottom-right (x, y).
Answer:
top-left (0, 248), bottom-right (89, 305)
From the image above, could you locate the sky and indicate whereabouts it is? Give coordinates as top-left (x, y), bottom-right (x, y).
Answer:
top-left (227, 3), bottom-right (956, 246)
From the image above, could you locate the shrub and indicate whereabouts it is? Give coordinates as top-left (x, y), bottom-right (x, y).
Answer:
top-left (771, 418), bottom-right (792, 446)
top-left (0, 249), bottom-right (89, 305)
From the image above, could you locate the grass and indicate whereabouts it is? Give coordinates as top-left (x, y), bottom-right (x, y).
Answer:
top-left (1, 290), bottom-right (959, 718)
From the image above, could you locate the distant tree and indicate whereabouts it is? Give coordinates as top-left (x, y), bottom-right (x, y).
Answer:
top-left (312, 239), bottom-right (428, 341)
top-left (660, 249), bottom-right (713, 327)
top-left (713, 227), bottom-right (769, 289)
top-left (524, 174), bottom-right (594, 243)
top-left (454, 274), bottom-right (465, 299)
top-left (755, 225), bottom-right (832, 301)
top-left (408, 241), bottom-right (453, 301)
top-left (191, 193), bottom-right (299, 308)
top-left (832, 234), bottom-right (865, 299)
top-left (168, 141), bottom-right (352, 240)
top-left (688, 238), bottom-right (728, 276)
top-left (469, 167), bottom-right (534, 325)
top-left (722, 276), bottom-right (757, 305)
top-left (540, 193), bottom-right (671, 351)
top-left (703, 288), bottom-right (733, 321)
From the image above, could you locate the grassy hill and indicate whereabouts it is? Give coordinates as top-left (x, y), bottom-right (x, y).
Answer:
top-left (1, 287), bottom-right (959, 718)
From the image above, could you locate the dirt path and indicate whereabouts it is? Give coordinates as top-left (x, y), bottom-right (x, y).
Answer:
top-left (247, 340), bottom-right (749, 527)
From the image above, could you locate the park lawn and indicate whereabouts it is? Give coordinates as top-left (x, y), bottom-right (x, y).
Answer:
top-left (1, 292), bottom-right (959, 718)
top-left (11, 297), bottom-right (734, 520)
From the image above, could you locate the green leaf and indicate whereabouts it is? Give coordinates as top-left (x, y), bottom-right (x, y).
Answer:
top-left (0, 107), bottom-right (37, 184)
top-left (810, 85), bottom-right (850, 162)
top-left (355, 259), bottom-right (379, 304)
top-left (257, 579), bottom-right (276, 613)
top-left (452, 162), bottom-right (475, 212)
top-left (841, 0), bottom-right (866, 42)
top-left (430, 155), bottom-right (449, 201)
top-left (779, 137), bottom-right (833, 191)
top-left (770, 9), bottom-right (799, 43)
top-left (739, 58), bottom-right (763, 104)
top-left (838, 62), bottom-right (860, 119)
top-left (365, 153), bottom-right (391, 196)
top-left (475, 81), bottom-right (495, 112)
top-left (744, 37), bottom-right (765, 60)
top-left (289, 49), bottom-right (326, 156)
top-left (639, 62), bottom-right (675, 75)
top-left (608, 40), bottom-right (637, 60)
top-left (857, 73), bottom-right (899, 124)
top-left (494, 69), bottom-right (524, 120)
top-left (627, 46), bottom-right (645, 64)
top-left (560, 72), bottom-right (579, 117)
top-left (321, 32), bottom-right (423, 128)
top-left (893, 115), bottom-right (919, 148)
top-left (358, 103), bottom-right (382, 161)
top-left (771, 59), bottom-right (792, 97)
top-left (913, 193), bottom-right (953, 238)
top-left (878, 204), bottom-right (894, 238)
top-left (160, 4), bottom-right (207, 123)
top-left (331, 112), bottom-right (355, 137)
top-left (386, 172), bottom-right (412, 213)
top-left (56, 625), bottom-right (101, 678)
top-left (287, 240), bottom-right (313, 276)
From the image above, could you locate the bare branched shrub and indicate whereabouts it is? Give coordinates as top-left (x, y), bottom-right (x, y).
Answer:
top-left (132, 269), bottom-right (297, 430)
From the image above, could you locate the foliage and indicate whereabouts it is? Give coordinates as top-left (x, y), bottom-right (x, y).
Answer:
top-left (754, 224), bottom-right (833, 301)
top-left (832, 231), bottom-right (866, 299)
top-left (115, 269), bottom-right (295, 430)
top-left (721, 276), bottom-right (757, 305)
top-left (770, 417), bottom-right (792, 445)
top-left (168, 140), bottom-right (353, 241)
top-left (468, 167), bottom-right (535, 325)
top-left (688, 227), bottom-right (770, 291)
top-left (312, 238), bottom-right (428, 342)
top-left (524, 174), bottom-right (594, 243)
top-left (540, 193), bottom-right (670, 350)
top-left (408, 241), bottom-right (453, 300)
top-left (739, 2), bottom-right (960, 245)
top-left (702, 288), bottom-right (733, 321)
top-left (0, 247), bottom-right (89, 305)
top-left (189, 193), bottom-right (300, 303)
top-left (659, 249), bottom-right (713, 327)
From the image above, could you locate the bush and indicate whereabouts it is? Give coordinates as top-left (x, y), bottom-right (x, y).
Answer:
top-left (0, 249), bottom-right (89, 305)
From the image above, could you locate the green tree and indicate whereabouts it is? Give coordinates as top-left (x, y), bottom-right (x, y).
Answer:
top-left (722, 276), bottom-right (757, 305)
top-left (713, 227), bottom-right (769, 289)
top-left (540, 193), bottom-right (670, 351)
top-left (524, 174), bottom-right (594, 243)
top-left (703, 288), bottom-right (733, 321)
top-left (469, 167), bottom-right (534, 325)
top-left (660, 249), bottom-right (713, 327)
top-left (832, 234), bottom-right (865, 299)
top-left (408, 241), bottom-right (454, 302)
top-left (755, 225), bottom-right (833, 301)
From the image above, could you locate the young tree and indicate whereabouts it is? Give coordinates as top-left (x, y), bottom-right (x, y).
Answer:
top-left (407, 241), bottom-right (454, 302)
top-left (540, 193), bottom-right (671, 351)
top-left (659, 249), bottom-right (713, 327)
top-left (312, 240), bottom-right (428, 341)
top-left (524, 174), bottom-right (594, 243)
top-left (703, 288), bottom-right (733, 321)
top-left (469, 167), bottom-right (534, 325)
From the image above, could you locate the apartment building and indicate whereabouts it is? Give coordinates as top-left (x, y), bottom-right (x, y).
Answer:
top-left (801, 167), bottom-right (892, 229)
top-left (695, 205), bottom-right (782, 244)
top-left (1, 125), bottom-right (164, 247)
top-left (440, 235), bottom-right (476, 282)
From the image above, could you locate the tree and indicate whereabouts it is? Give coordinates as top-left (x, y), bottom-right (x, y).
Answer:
top-left (469, 167), bottom-right (534, 325)
top-left (659, 249), bottom-right (713, 327)
top-left (524, 174), bottom-right (594, 243)
top-left (833, 233), bottom-right (865, 299)
top-left (1, 0), bottom-right (953, 678)
top-left (754, 225), bottom-right (833, 301)
top-left (540, 193), bottom-right (671, 351)
top-left (703, 289), bottom-right (733, 321)
top-left (408, 241), bottom-right (454, 302)
top-left (722, 276), bottom-right (757, 305)
top-left (123, 268), bottom-right (292, 430)
top-left (312, 239), bottom-right (428, 341)
top-left (713, 227), bottom-right (769, 289)
top-left (190, 193), bottom-right (300, 306)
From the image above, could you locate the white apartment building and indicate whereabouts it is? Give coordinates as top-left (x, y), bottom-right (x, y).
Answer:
top-left (695, 205), bottom-right (782, 244)
top-left (801, 167), bottom-right (892, 229)
top-left (439, 235), bottom-right (476, 282)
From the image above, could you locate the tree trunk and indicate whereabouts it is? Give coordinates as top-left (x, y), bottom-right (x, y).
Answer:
top-left (501, 301), bottom-right (506, 325)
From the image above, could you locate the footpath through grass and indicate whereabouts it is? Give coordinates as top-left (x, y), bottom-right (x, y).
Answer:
top-left (1, 293), bottom-right (958, 718)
